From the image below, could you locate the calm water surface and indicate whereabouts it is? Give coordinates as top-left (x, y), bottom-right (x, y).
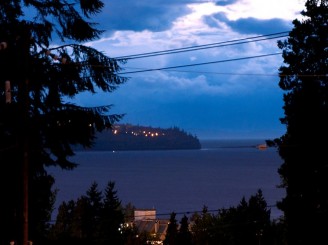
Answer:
top-left (47, 139), bottom-right (285, 220)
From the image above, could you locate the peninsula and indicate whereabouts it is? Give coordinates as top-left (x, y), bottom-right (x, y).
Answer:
top-left (90, 124), bottom-right (201, 151)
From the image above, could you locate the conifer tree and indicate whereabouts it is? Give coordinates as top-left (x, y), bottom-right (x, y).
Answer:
top-left (190, 191), bottom-right (272, 245)
top-left (0, 1), bottom-right (126, 244)
top-left (50, 181), bottom-right (126, 245)
top-left (164, 212), bottom-right (178, 245)
top-left (190, 206), bottom-right (213, 245)
top-left (49, 200), bottom-right (76, 242)
top-left (70, 197), bottom-right (90, 241)
top-left (215, 192), bottom-right (270, 245)
top-left (273, 0), bottom-right (328, 243)
top-left (99, 181), bottom-right (125, 245)
top-left (84, 182), bottom-right (103, 243)
top-left (177, 215), bottom-right (193, 245)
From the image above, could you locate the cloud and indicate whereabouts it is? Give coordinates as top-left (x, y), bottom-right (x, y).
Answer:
top-left (205, 13), bottom-right (292, 34)
top-left (78, 0), bottom-right (304, 138)
top-left (21, 0), bottom-right (302, 139)
top-left (104, 31), bottom-right (284, 98)
top-left (215, 0), bottom-right (305, 21)
top-left (227, 18), bottom-right (292, 34)
top-left (100, 77), bottom-right (285, 139)
top-left (93, 0), bottom-right (213, 32)
top-left (215, 0), bottom-right (239, 6)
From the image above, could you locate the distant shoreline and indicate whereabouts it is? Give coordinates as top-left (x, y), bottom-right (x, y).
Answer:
top-left (76, 124), bottom-right (202, 151)
top-left (74, 137), bottom-right (271, 152)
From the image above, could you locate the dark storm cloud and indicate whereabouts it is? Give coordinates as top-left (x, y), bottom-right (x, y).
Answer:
top-left (93, 0), bottom-right (210, 32)
top-left (204, 13), bottom-right (292, 34)
top-left (228, 18), bottom-right (292, 34)
top-left (215, 0), bottom-right (239, 6)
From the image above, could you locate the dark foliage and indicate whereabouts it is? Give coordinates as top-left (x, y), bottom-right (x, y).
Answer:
top-left (49, 181), bottom-right (129, 245)
top-left (271, 0), bottom-right (328, 243)
top-left (177, 215), bottom-right (193, 245)
top-left (190, 190), bottom-right (281, 245)
top-left (98, 181), bottom-right (125, 245)
top-left (0, 1), bottom-right (126, 244)
top-left (164, 212), bottom-right (178, 245)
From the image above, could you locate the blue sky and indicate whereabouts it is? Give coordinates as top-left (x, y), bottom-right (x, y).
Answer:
top-left (72, 0), bottom-right (306, 139)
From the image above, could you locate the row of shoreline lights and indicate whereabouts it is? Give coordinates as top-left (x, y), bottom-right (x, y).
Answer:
top-left (1, 40), bottom-right (66, 104)
top-left (113, 129), bottom-right (164, 137)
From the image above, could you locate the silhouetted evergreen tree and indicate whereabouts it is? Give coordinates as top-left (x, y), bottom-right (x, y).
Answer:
top-left (50, 181), bottom-right (127, 245)
top-left (98, 181), bottom-right (125, 245)
top-left (191, 191), bottom-right (274, 245)
top-left (71, 197), bottom-right (90, 241)
top-left (0, 1), bottom-right (126, 244)
top-left (84, 182), bottom-right (103, 243)
top-left (164, 212), bottom-right (178, 245)
top-left (49, 200), bottom-right (76, 243)
top-left (177, 215), bottom-right (193, 245)
top-left (222, 190), bottom-right (270, 245)
top-left (190, 206), bottom-right (213, 245)
top-left (272, 0), bottom-right (328, 243)
top-left (123, 202), bottom-right (136, 223)
top-left (29, 172), bottom-right (57, 243)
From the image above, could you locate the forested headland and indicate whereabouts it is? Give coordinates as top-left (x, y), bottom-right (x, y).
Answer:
top-left (87, 124), bottom-right (201, 151)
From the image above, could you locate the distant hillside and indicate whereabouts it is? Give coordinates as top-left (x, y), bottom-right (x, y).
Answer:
top-left (89, 124), bottom-right (201, 151)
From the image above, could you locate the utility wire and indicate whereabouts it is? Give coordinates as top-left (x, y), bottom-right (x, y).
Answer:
top-left (42, 31), bottom-right (325, 77)
top-left (117, 53), bottom-right (282, 75)
top-left (46, 31), bottom-right (290, 74)
top-left (131, 205), bottom-right (278, 218)
top-left (114, 31), bottom-right (289, 60)
top-left (119, 67), bottom-right (327, 77)
top-left (49, 205), bottom-right (278, 224)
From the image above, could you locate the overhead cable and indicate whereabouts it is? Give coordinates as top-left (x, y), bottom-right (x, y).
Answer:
top-left (117, 53), bottom-right (282, 75)
top-left (114, 31), bottom-right (289, 60)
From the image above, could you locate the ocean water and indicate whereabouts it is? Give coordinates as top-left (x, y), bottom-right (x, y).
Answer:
top-left (47, 139), bottom-right (285, 220)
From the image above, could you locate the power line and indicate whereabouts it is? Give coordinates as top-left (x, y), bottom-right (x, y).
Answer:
top-left (121, 67), bottom-right (280, 77)
top-left (49, 205), bottom-right (279, 224)
top-left (44, 31), bottom-right (290, 75)
top-left (114, 31), bottom-right (289, 60)
top-left (45, 54), bottom-right (326, 79)
top-left (44, 31), bottom-right (325, 78)
top-left (117, 53), bottom-right (282, 75)
top-left (132, 205), bottom-right (278, 218)
top-left (119, 67), bottom-right (327, 77)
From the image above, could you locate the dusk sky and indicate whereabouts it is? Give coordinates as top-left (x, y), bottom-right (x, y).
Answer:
top-left (72, 0), bottom-right (306, 140)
